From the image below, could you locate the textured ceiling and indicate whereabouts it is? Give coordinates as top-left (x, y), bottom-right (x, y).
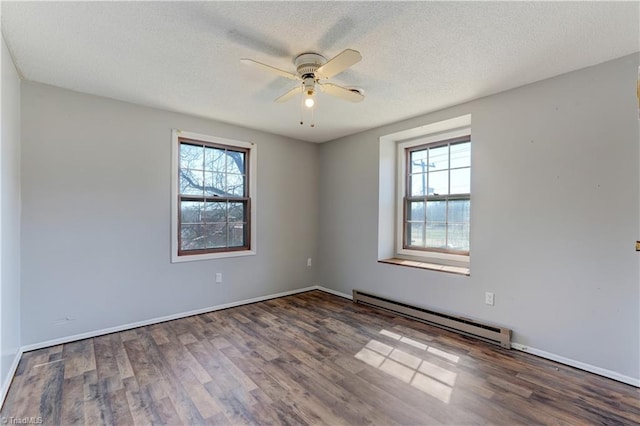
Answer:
top-left (2, 1), bottom-right (639, 143)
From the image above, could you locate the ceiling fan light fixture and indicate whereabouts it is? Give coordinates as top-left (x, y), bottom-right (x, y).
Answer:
top-left (304, 96), bottom-right (315, 108)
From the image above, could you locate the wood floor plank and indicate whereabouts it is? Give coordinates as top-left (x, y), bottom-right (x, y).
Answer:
top-left (203, 379), bottom-right (258, 425)
top-left (62, 339), bottom-right (96, 379)
top-left (122, 338), bottom-right (162, 389)
top-left (83, 370), bottom-right (106, 425)
top-left (137, 335), bottom-right (208, 425)
top-left (36, 358), bottom-right (65, 424)
top-left (123, 376), bottom-right (160, 425)
top-left (106, 388), bottom-right (134, 425)
top-left (2, 290), bottom-right (638, 425)
top-left (154, 340), bottom-right (222, 420)
top-left (337, 369), bottom-right (442, 425)
top-left (94, 334), bottom-right (125, 394)
top-left (279, 351), bottom-right (397, 425)
top-left (114, 334), bottom-right (135, 380)
top-left (59, 375), bottom-right (85, 425)
top-left (152, 395), bottom-right (183, 425)
top-left (186, 340), bottom-right (256, 402)
top-left (8, 352), bottom-right (58, 422)
top-left (219, 345), bottom-right (288, 403)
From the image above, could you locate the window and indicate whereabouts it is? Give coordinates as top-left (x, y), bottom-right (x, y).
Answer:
top-left (404, 136), bottom-right (471, 254)
top-left (171, 130), bottom-right (256, 262)
top-left (378, 115), bottom-right (471, 273)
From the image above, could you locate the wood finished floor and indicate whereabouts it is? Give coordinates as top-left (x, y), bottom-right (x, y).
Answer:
top-left (2, 290), bottom-right (639, 425)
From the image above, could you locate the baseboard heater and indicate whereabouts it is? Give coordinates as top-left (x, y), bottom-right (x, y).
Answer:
top-left (352, 290), bottom-right (511, 349)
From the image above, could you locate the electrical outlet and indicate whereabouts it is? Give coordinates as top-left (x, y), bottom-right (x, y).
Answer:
top-left (485, 292), bottom-right (494, 306)
top-left (215, 273), bottom-right (222, 284)
top-left (307, 258), bottom-right (312, 267)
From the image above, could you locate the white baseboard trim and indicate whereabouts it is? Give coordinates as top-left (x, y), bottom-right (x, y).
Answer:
top-left (21, 286), bottom-right (316, 353)
top-left (511, 343), bottom-right (639, 387)
top-left (1, 347), bottom-right (24, 409)
top-left (315, 285), bottom-right (352, 300)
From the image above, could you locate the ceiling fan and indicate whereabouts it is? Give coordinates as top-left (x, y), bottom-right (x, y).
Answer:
top-left (240, 49), bottom-right (365, 109)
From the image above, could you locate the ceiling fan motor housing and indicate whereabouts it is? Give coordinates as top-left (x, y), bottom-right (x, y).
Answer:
top-left (295, 53), bottom-right (326, 78)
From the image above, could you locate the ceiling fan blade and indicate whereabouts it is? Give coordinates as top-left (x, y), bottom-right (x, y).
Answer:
top-left (275, 85), bottom-right (302, 103)
top-left (319, 83), bottom-right (364, 103)
top-left (316, 49), bottom-right (362, 79)
top-left (240, 58), bottom-right (299, 80)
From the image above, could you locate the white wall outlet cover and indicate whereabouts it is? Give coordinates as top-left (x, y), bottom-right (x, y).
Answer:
top-left (485, 292), bottom-right (495, 305)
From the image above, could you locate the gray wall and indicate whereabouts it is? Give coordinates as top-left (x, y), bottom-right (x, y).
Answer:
top-left (14, 51), bottom-right (640, 383)
top-left (1, 36), bottom-right (21, 391)
top-left (318, 54), bottom-right (640, 380)
top-left (21, 82), bottom-right (319, 345)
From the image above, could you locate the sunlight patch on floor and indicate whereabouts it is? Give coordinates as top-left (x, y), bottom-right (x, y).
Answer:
top-left (411, 371), bottom-right (453, 403)
top-left (389, 348), bottom-right (421, 369)
top-left (355, 347), bottom-right (386, 368)
top-left (428, 346), bottom-right (459, 363)
top-left (353, 329), bottom-right (459, 404)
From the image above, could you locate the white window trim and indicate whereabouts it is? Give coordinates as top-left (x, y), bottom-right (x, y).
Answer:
top-left (171, 129), bottom-right (257, 263)
top-left (377, 114), bottom-right (471, 269)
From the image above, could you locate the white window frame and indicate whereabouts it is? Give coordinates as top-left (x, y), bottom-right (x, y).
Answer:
top-left (396, 127), bottom-right (471, 265)
top-left (171, 129), bottom-right (257, 263)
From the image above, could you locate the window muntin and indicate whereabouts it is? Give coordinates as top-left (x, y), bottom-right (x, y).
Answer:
top-left (404, 136), bottom-right (470, 255)
top-left (178, 137), bottom-right (250, 255)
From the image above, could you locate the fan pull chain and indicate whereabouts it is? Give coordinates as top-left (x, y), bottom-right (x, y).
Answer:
top-left (299, 83), bottom-right (305, 126)
top-left (310, 102), bottom-right (315, 128)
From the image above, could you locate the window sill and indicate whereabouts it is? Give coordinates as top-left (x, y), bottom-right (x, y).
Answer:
top-left (172, 249), bottom-right (256, 263)
top-left (379, 258), bottom-right (470, 276)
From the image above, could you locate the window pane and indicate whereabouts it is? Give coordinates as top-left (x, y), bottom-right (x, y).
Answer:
top-left (180, 170), bottom-right (204, 195)
top-left (407, 222), bottom-right (424, 247)
top-left (227, 174), bottom-right (245, 196)
top-left (447, 223), bottom-right (469, 251)
top-left (228, 202), bottom-right (246, 222)
top-left (229, 223), bottom-right (246, 247)
top-left (181, 224), bottom-right (205, 250)
top-left (203, 201), bottom-right (226, 223)
top-left (410, 150), bottom-right (429, 174)
top-left (425, 222), bottom-right (446, 248)
top-left (447, 199), bottom-right (470, 224)
top-left (180, 143), bottom-right (203, 170)
top-left (428, 170), bottom-right (448, 195)
top-left (429, 145), bottom-right (449, 171)
top-left (203, 223), bottom-right (227, 248)
top-left (426, 200), bottom-right (446, 223)
top-left (408, 201), bottom-right (425, 221)
top-left (450, 142), bottom-right (470, 168)
top-left (411, 173), bottom-right (426, 196)
top-left (205, 172), bottom-right (226, 196)
top-left (180, 201), bottom-right (202, 224)
top-left (401, 136), bottom-right (471, 255)
top-left (176, 135), bottom-right (253, 258)
top-left (226, 151), bottom-right (245, 174)
top-left (205, 147), bottom-right (226, 173)
top-left (450, 168), bottom-right (470, 194)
